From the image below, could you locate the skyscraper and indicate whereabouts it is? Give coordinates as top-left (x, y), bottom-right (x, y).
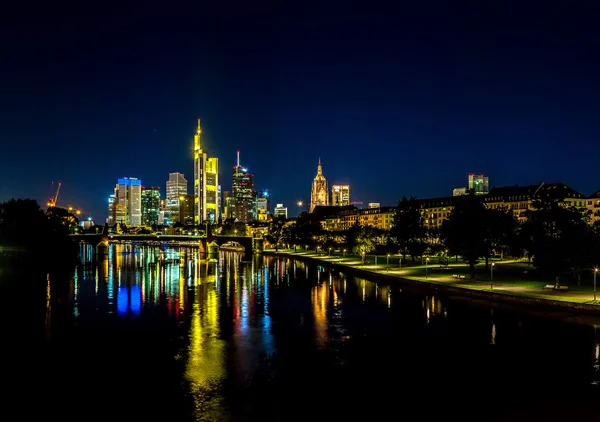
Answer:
top-left (141, 186), bottom-right (161, 226)
top-left (178, 193), bottom-right (195, 226)
top-left (232, 151), bottom-right (255, 222)
top-left (274, 203), bottom-right (288, 219)
top-left (193, 119), bottom-right (219, 224)
top-left (223, 190), bottom-right (235, 220)
top-left (331, 184), bottom-right (351, 206)
top-left (166, 172), bottom-right (187, 223)
top-left (110, 177), bottom-right (142, 226)
top-left (468, 174), bottom-right (490, 195)
top-left (310, 158), bottom-right (329, 212)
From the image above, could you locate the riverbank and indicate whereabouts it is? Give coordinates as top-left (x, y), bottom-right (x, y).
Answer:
top-left (264, 249), bottom-right (600, 316)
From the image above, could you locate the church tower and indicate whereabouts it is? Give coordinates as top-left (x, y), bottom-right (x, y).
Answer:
top-left (310, 158), bottom-right (329, 212)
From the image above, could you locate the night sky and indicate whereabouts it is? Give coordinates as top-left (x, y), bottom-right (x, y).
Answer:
top-left (2, 4), bottom-right (600, 220)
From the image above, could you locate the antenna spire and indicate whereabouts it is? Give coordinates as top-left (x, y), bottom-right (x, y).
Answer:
top-left (237, 150), bottom-right (240, 167)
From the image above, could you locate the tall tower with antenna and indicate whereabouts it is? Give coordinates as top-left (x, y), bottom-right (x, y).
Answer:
top-left (193, 118), bottom-right (219, 224)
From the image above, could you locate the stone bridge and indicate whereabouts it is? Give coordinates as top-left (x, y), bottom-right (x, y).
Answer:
top-left (71, 223), bottom-right (263, 260)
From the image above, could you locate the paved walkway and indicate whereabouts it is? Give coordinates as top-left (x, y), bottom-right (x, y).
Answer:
top-left (266, 249), bottom-right (599, 305)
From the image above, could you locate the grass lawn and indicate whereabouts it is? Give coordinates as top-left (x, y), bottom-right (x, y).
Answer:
top-left (266, 248), bottom-right (600, 305)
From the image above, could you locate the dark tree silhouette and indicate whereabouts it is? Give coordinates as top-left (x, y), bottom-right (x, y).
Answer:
top-left (440, 193), bottom-right (488, 280)
top-left (390, 196), bottom-right (426, 261)
top-left (266, 216), bottom-right (286, 251)
top-left (522, 186), bottom-right (591, 288)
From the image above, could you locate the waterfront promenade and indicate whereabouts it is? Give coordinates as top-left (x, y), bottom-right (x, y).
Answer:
top-left (265, 248), bottom-right (600, 315)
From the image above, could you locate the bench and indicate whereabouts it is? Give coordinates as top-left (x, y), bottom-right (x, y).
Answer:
top-left (453, 274), bottom-right (466, 280)
top-left (544, 285), bottom-right (569, 291)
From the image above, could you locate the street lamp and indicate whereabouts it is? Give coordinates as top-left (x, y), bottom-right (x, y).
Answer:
top-left (234, 229), bottom-right (237, 236)
top-left (387, 254), bottom-right (390, 272)
top-left (491, 262), bottom-right (495, 290)
top-left (343, 248), bottom-right (347, 257)
top-left (425, 257), bottom-right (430, 279)
top-left (594, 268), bottom-right (598, 302)
top-left (362, 251), bottom-right (366, 266)
top-left (399, 257), bottom-right (402, 269)
top-left (329, 247), bottom-right (332, 256)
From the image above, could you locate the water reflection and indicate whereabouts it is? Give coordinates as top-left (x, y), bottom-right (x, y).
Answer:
top-left (19, 247), bottom-right (600, 420)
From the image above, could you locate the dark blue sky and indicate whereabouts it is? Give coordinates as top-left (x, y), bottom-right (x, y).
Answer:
top-left (2, 4), bottom-right (600, 219)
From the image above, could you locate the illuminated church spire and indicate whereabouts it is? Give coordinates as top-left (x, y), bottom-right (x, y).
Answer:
top-left (310, 158), bottom-right (329, 212)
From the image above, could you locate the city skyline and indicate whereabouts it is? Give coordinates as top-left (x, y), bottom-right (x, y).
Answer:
top-left (2, 8), bottom-right (600, 219)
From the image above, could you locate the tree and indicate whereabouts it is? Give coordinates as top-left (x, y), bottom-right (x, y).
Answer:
top-left (292, 212), bottom-right (322, 249)
top-left (266, 216), bottom-right (286, 251)
top-left (352, 225), bottom-right (379, 262)
top-left (0, 199), bottom-right (50, 249)
top-left (0, 199), bottom-right (79, 265)
top-left (221, 221), bottom-right (246, 236)
top-left (484, 207), bottom-right (519, 268)
top-left (440, 193), bottom-right (488, 280)
top-left (390, 196), bottom-right (426, 261)
top-left (523, 186), bottom-right (592, 288)
top-left (46, 206), bottom-right (79, 234)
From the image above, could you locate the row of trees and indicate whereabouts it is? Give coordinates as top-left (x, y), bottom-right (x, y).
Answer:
top-left (392, 188), bottom-right (600, 283)
top-left (266, 186), bottom-right (600, 285)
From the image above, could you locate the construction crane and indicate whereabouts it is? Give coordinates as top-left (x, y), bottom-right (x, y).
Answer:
top-left (47, 182), bottom-right (62, 208)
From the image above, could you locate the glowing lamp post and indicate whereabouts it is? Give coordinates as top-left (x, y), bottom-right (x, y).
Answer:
top-left (234, 229), bottom-right (237, 236)
top-left (387, 254), bottom-right (390, 272)
top-left (425, 257), bottom-right (430, 279)
top-left (362, 251), bottom-right (366, 266)
top-left (329, 247), bottom-right (332, 256)
top-left (595, 268), bottom-right (599, 302)
top-left (343, 249), bottom-right (347, 258)
top-left (399, 257), bottom-right (402, 269)
top-left (491, 262), bottom-right (495, 290)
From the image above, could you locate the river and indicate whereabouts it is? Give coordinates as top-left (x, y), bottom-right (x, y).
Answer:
top-left (1, 243), bottom-right (599, 421)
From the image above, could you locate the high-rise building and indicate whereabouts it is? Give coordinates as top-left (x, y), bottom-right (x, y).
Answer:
top-left (331, 184), bottom-right (351, 206)
top-left (274, 203), bottom-right (288, 219)
top-left (468, 174), bottom-right (489, 195)
top-left (223, 191), bottom-right (235, 220)
top-left (258, 190), bottom-right (270, 214)
top-left (110, 177), bottom-right (142, 226)
top-left (107, 194), bottom-right (115, 225)
top-left (232, 151), bottom-right (255, 222)
top-left (310, 158), bottom-right (329, 212)
top-left (179, 193), bottom-right (195, 226)
top-left (141, 187), bottom-right (161, 226)
top-left (257, 196), bottom-right (268, 215)
top-left (193, 119), bottom-right (219, 224)
top-left (166, 172), bottom-right (187, 224)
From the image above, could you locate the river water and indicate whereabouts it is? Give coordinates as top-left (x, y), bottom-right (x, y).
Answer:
top-left (1, 243), bottom-right (600, 421)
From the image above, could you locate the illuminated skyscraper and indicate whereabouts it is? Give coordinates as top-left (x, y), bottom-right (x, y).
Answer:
top-left (331, 184), bottom-right (350, 206)
top-left (274, 203), bottom-right (288, 219)
top-left (468, 174), bottom-right (489, 195)
top-left (232, 151), bottom-right (255, 222)
top-left (112, 177), bottom-right (142, 226)
top-left (166, 172), bottom-right (187, 223)
top-left (310, 158), bottom-right (329, 212)
top-left (193, 119), bottom-right (219, 224)
top-left (141, 186), bottom-right (161, 226)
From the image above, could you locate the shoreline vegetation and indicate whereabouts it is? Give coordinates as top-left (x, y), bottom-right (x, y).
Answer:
top-left (0, 199), bottom-right (79, 270)
top-left (264, 249), bottom-right (600, 319)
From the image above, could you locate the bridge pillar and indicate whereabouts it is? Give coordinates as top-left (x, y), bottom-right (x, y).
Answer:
top-left (95, 240), bottom-right (109, 259)
top-left (252, 238), bottom-right (264, 254)
top-left (207, 241), bottom-right (219, 261)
